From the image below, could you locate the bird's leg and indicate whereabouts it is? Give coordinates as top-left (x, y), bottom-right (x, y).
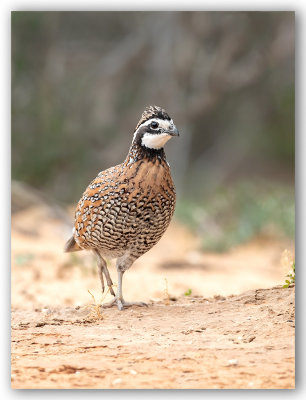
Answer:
top-left (116, 269), bottom-right (124, 308)
top-left (93, 250), bottom-right (115, 296)
top-left (102, 262), bottom-right (115, 296)
top-left (116, 269), bottom-right (148, 309)
top-left (102, 263), bottom-right (147, 311)
top-left (98, 259), bottom-right (105, 293)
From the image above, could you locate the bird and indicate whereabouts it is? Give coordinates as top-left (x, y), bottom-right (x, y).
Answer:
top-left (64, 105), bottom-right (179, 310)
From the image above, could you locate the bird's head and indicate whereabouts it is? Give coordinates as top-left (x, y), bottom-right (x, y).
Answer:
top-left (132, 105), bottom-right (179, 150)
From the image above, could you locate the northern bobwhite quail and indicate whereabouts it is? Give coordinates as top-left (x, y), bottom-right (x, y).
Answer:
top-left (64, 105), bottom-right (179, 310)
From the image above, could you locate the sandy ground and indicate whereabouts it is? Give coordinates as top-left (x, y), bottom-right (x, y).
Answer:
top-left (11, 205), bottom-right (295, 389)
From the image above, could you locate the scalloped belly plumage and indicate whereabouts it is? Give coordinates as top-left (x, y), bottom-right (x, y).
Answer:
top-left (73, 160), bottom-right (176, 258)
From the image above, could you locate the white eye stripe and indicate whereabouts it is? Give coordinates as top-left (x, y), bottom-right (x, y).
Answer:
top-left (133, 118), bottom-right (173, 141)
top-left (141, 118), bottom-right (173, 129)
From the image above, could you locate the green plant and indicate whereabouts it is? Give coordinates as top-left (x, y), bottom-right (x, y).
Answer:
top-left (184, 288), bottom-right (192, 296)
top-left (175, 181), bottom-right (294, 252)
top-left (15, 253), bottom-right (35, 266)
top-left (283, 262), bottom-right (295, 288)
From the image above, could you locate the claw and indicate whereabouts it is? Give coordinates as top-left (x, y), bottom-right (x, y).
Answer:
top-left (101, 297), bottom-right (148, 311)
top-left (123, 301), bottom-right (148, 308)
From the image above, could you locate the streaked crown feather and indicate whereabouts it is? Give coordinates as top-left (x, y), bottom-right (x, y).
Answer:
top-left (135, 105), bottom-right (171, 131)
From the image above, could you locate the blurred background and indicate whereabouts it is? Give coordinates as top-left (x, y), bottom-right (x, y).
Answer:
top-left (11, 12), bottom-right (295, 308)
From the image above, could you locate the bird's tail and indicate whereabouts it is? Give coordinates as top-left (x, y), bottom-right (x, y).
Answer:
top-left (64, 236), bottom-right (82, 253)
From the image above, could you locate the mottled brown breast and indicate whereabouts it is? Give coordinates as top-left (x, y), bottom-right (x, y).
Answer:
top-left (73, 158), bottom-right (176, 258)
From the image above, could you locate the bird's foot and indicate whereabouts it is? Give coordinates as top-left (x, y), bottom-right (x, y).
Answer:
top-left (101, 297), bottom-right (148, 311)
top-left (121, 301), bottom-right (148, 309)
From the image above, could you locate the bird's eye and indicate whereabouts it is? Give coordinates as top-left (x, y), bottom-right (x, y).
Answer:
top-left (151, 121), bottom-right (159, 129)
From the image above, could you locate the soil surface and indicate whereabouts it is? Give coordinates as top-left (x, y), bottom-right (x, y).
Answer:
top-left (11, 286), bottom-right (295, 389)
top-left (11, 205), bottom-right (295, 389)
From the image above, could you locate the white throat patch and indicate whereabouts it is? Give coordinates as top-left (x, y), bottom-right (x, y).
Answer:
top-left (141, 132), bottom-right (172, 150)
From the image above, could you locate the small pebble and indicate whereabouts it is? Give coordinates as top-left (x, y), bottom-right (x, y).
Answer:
top-left (227, 359), bottom-right (238, 366)
top-left (130, 370), bottom-right (137, 375)
top-left (113, 378), bottom-right (122, 385)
